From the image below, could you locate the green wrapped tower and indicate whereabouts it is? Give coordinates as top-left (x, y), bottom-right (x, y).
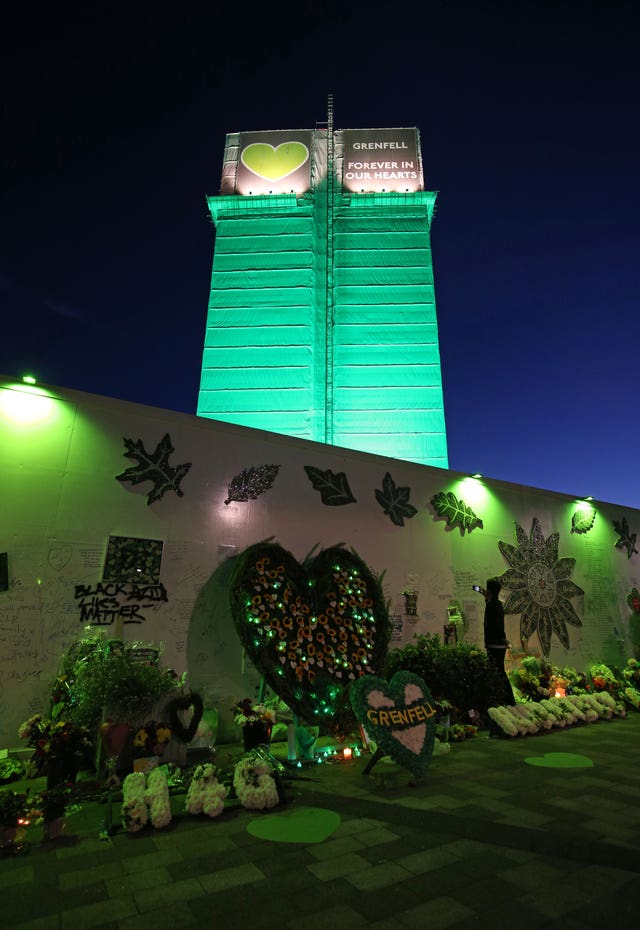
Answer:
top-left (197, 111), bottom-right (448, 467)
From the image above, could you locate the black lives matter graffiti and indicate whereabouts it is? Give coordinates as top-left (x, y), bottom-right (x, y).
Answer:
top-left (74, 581), bottom-right (168, 626)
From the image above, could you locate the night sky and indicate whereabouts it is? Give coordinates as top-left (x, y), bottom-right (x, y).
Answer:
top-left (2, 2), bottom-right (639, 507)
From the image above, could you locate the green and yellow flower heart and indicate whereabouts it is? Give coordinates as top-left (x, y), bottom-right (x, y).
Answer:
top-left (229, 542), bottom-right (390, 727)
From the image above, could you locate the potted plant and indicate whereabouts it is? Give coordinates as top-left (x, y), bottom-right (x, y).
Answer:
top-left (36, 783), bottom-right (72, 840)
top-left (54, 636), bottom-right (179, 732)
top-left (231, 698), bottom-right (277, 750)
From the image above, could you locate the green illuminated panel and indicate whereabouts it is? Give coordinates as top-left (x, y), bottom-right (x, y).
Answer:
top-left (331, 192), bottom-right (447, 466)
top-left (197, 174), bottom-right (448, 466)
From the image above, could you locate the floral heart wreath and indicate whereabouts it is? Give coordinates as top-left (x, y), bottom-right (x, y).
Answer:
top-left (229, 541), bottom-right (390, 729)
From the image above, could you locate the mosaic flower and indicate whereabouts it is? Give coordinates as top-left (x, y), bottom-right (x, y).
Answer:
top-left (498, 518), bottom-right (584, 655)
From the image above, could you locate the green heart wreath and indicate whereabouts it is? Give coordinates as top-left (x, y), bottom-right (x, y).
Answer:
top-left (165, 692), bottom-right (204, 743)
top-left (350, 671), bottom-right (438, 778)
top-left (229, 541), bottom-right (390, 729)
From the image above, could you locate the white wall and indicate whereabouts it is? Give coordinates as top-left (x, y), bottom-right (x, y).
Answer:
top-left (2, 376), bottom-right (639, 747)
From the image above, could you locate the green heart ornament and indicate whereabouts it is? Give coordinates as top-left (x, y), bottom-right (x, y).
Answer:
top-left (350, 671), bottom-right (438, 778)
top-left (240, 142), bottom-right (309, 181)
top-left (230, 542), bottom-right (390, 728)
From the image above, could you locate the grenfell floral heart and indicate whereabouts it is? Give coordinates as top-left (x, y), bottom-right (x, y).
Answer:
top-left (350, 671), bottom-right (437, 778)
top-left (241, 142), bottom-right (309, 181)
top-left (230, 542), bottom-right (390, 728)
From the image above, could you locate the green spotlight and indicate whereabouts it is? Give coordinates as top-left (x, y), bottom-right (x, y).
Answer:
top-left (22, 374), bottom-right (37, 385)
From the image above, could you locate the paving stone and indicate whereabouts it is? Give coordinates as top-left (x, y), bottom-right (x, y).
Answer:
top-left (134, 876), bottom-right (205, 911)
top-left (104, 865), bottom-right (172, 896)
top-left (285, 902), bottom-right (367, 930)
top-left (59, 896), bottom-right (137, 929)
top-left (8, 917), bottom-right (61, 930)
top-left (396, 894), bottom-right (475, 929)
top-left (346, 861), bottom-right (413, 890)
top-left (0, 863), bottom-right (34, 888)
top-left (498, 858), bottom-right (567, 891)
top-left (58, 860), bottom-right (125, 892)
top-left (395, 846), bottom-right (460, 875)
top-left (307, 851), bottom-right (371, 881)
top-left (118, 901), bottom-right (197, 930)
top-left (306, 833), bottom-right (365, 860)
top-left (197, 862), bottom-right (267, 894)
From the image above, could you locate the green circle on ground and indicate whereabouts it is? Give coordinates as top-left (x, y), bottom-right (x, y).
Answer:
top-left (524, 752), bottom-right (594, 768)
top-left (246, 806), bottom-right (341, 844)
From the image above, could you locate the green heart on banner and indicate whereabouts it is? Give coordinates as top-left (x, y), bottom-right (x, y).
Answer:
top-left (241, 142), bottom-right (309, 181)
top-left (350, 671), bottom-right (438, 779)
top-left (229, 542), bottom-right (390, 728)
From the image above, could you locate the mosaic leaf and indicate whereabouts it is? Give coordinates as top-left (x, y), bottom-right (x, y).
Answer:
top-left (571, 507), bottom-right (596, 535)
top-left (430, 491), bottom-right (483, 535)
top-left (304, 466), bottom-right (356, 506)
top-left (225, 464), bottom-right (281, 505)
top-left (613, 517), bottom-right (638, 559)
top-left (375, 472), bottom-right (418, 527)
top-left (115, 434), bottom-right (191, 505)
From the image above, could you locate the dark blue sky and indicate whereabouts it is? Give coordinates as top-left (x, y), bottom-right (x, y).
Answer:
top-left (2, 2), bottom-right (639, 507)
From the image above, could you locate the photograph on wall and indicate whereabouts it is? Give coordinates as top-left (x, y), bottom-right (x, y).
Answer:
top-left (102, 535), bottom-right (164, 584)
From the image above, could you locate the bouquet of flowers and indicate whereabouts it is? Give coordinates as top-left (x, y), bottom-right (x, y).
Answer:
top-left (589, 663), bottom-right (621, 694)
top-left (233, 751), bottom-right (280, 810)
top-left (18, 712), bottom-right (90, 769)
top-left (185, 764), bottom-right (228, 818)
top-left (132, 721), bottom-right (171, 757)
top-left (231, 698), bottom-right (276, 728)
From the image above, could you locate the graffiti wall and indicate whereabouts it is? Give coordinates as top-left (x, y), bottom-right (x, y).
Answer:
top-left (1, 376), bottom-right (639, 746)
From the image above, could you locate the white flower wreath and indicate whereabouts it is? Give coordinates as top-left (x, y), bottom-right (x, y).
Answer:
top-left (121, 768), bottom-right (172, 832)
top-left (233, 751), bottom-right (279, 810)
top-left (121, 772), bottom-right (148, 833)
top-left (186, 763), bottom-right (228, 818)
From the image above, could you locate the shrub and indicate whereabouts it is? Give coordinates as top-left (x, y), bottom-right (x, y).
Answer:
top-left (384, 634), bottom-right (505, 720)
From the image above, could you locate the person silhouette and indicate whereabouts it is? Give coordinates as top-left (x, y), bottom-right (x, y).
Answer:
top-left (483, 578), bottom-right (516, 705)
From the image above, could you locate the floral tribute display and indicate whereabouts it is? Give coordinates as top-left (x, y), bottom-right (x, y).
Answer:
top-left (185, 764), bottom-right (228, 818)
top-left (488, 691), bottom-right (625, 737)
top-left (233, 751), bottom-right (280, 810)
top-left (350, 671), bottom-right (438, 779)
top-left (18, 712), bottom-right (89, 780)
top-left (121, 767), bottom-right (172, 832)
top-left (230, 542), bottom-right (390, 728)
top-left (498, 517), bottom-right (584, 655)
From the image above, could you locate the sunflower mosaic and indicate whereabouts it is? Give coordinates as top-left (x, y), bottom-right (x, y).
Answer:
top-left (498, 517), bottom-right (584, 656)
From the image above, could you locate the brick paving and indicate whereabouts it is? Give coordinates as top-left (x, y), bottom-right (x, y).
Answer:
top-left (4, 714), bottom-right (640, 929)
